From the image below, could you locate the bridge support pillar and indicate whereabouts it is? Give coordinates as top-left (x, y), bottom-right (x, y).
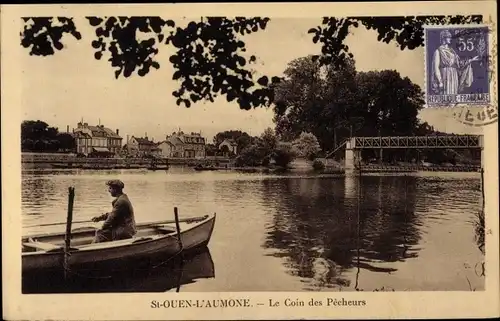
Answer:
top-left (345, 138), bottom-right (361, 172)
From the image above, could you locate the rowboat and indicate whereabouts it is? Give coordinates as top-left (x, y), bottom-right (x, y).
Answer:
top-left (194, 165), bottom-right (224, 171)
top-left (22, 213), bottom-right (216, 274)
top-left (147, 165), bottom-right (169, 171)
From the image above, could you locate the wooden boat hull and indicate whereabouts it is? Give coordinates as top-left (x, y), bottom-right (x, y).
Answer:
top-left (23, 247), bottom-right (215, 293)
top-left (22, 214), bottom-right (216, 274)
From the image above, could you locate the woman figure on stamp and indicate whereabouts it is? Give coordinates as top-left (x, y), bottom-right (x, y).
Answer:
top-left (431, 29), bottom-right (480, 95)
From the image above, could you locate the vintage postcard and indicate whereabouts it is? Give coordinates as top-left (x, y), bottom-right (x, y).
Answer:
top-left (2, 1), bottom-right (499, 320)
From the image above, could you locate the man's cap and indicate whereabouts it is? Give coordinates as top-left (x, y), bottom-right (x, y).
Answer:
top-left (106, 179), bottom-right (125, 189)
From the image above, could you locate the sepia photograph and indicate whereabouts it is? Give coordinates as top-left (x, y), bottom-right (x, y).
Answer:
top-left (2, 1), bottom-right (499, 320)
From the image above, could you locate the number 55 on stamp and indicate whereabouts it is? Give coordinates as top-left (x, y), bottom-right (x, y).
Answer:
top-left (424, 25), bottom-right (491, 107)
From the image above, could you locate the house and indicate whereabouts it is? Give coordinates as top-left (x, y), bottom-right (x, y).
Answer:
top-left (219, 139), bottom-right (238, 156)
top-left (101, 127), bottom-right (123, 155)
top-left (157, 140), bottom-right (176, 158)
top-left (127, 135), bottom-right (161, 157)
top-left (73, 122), bottom-right (122, 156)
top-left (165, 131), bottom-right (206, 158)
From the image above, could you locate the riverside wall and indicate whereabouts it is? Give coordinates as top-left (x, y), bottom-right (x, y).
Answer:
top-left (21, 152), bottom-right (231, 168)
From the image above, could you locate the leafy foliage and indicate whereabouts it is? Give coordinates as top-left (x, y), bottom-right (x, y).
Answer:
top-left (272, 142), bottom-right (296, 168)
top-left (273, 55), bottom-right (427, 154)
top-left (292, 132), bottom-right (322, 160)
top-left (235, 144), bottom-right (264, 167)
top-left (21, 17), bottom-right (82, 56)
top-left (86, 16), bottom-right (175, 79)
top-left (312, 159), bottom-right (326, 171)
top-left (165, 17), bottom-right (281, 109)
top-left (308, 15), bottom-right (483, 68)
top-left (259, 127), bottom-right (278, 154)
top-left (204, 143), bottom-right (219, 156)
top-left (213, 130), bottom-right (254, 153)
top-left (20, 15), bottom-right (483, 110)
top-left (21, 120), bottom-right (76, 152)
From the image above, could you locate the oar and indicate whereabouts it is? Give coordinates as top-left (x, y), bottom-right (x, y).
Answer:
top-left (24, 215), bottom-right (209, 229)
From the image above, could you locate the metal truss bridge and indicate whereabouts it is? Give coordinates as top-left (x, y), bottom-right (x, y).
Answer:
top-left (348, 135), bottom-right (483, 149)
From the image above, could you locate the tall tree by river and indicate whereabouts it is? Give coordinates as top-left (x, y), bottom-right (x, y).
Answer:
top-left (273, 55), bottom-right (426, 152)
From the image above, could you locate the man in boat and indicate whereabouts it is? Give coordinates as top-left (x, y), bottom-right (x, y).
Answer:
top-left (91, 179), bottom-right (137, 243)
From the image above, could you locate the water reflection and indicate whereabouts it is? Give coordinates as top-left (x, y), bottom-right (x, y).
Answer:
top-left (262, 175), bottom-right (427, 290)
top-left (22, 248), bottom-right (215, 293)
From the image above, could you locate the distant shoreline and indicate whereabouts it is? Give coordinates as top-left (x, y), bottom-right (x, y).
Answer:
top-left (21, 152), bottom-right (231, 166)
top-left (21, 152), bottom-right (480, 173)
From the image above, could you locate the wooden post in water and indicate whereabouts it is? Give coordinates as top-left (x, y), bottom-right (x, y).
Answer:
top-left (64, 186), bottom-right (76, 280)
top-left (174, 207), bottom-right (184, 253)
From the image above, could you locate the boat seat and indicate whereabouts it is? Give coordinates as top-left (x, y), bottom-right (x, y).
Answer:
top-left (153, 225), bottom-right (177, 234)
top-left (22, 241), bottom-right (63, 252)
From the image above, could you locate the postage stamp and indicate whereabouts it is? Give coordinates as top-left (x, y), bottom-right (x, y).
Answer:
top-left (424, 24), bottom-right (491, 108)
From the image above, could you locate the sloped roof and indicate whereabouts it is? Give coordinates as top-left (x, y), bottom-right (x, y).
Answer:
top-left (134, 137), bottom-right (156, 145)
top-left (167, 136), bottom-right (184, 145)
top-left (74, 131), bottom-right (92, 138)
top-left (158, 140), bottom-right (175, 146)
top-left (101, 127), bottom-right (122, 139)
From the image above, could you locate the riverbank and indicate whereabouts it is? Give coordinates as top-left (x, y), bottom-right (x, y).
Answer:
top-left (21, 153), bottom-right (481, 173)
top-left (21, 152), bottom-right (231, 169)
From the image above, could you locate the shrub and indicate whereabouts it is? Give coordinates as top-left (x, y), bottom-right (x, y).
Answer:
top-left (272, 142), bottom-right (296, 168)
top-left (312, 159), bottom-right (325, 171)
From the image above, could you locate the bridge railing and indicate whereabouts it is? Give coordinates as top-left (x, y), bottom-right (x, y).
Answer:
top-left (352, 135), bottom-right (482, 149)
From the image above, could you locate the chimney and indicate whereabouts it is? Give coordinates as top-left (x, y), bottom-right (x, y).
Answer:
top-left (67, 125), bottom-right (69, 133)
top-left (116, 129), bottom-right (119, 136)
top-left (127, 135), bottom-right (130, 153)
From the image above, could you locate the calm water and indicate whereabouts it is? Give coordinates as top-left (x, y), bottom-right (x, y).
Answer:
top-left (22, 166), bottom-right (485, 292)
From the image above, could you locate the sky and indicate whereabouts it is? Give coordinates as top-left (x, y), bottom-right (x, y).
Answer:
top-left (21, 17), bottom-right (483, 143)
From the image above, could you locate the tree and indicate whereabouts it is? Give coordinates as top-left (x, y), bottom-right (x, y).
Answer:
top-left (259, 127), bottom-right (278, 154)
top-left (20, 15), bottom-right (482, 110)
top-left (273, 56), bottom-right (426, 155)
top-left (272, 142), bottom-right (296, 168)
top-left (21, 120), bottom-right (62, 152)
top-left (353, 70), bottom-right (425, 137)
top-left (235, 144), bottom-right (263, 167)
top-left (57, 133), bottom-right (76, 151)
top-left (21, 120), bottom-right (78, 153)
top-left (292, 132), bottom-right (322, 161)
top-left (205, 143), bottom-right (218, 156)
top-left (273, 55), bottom-right (358, 150)
top-left (213, 130), bottom-right (252, 153)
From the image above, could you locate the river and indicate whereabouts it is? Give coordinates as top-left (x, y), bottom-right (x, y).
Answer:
top-left (21, 166), bottom-right (485, 292)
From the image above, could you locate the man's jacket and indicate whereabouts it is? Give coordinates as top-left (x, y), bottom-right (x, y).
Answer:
top-left (98, 194), bottom-right (137, 240)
